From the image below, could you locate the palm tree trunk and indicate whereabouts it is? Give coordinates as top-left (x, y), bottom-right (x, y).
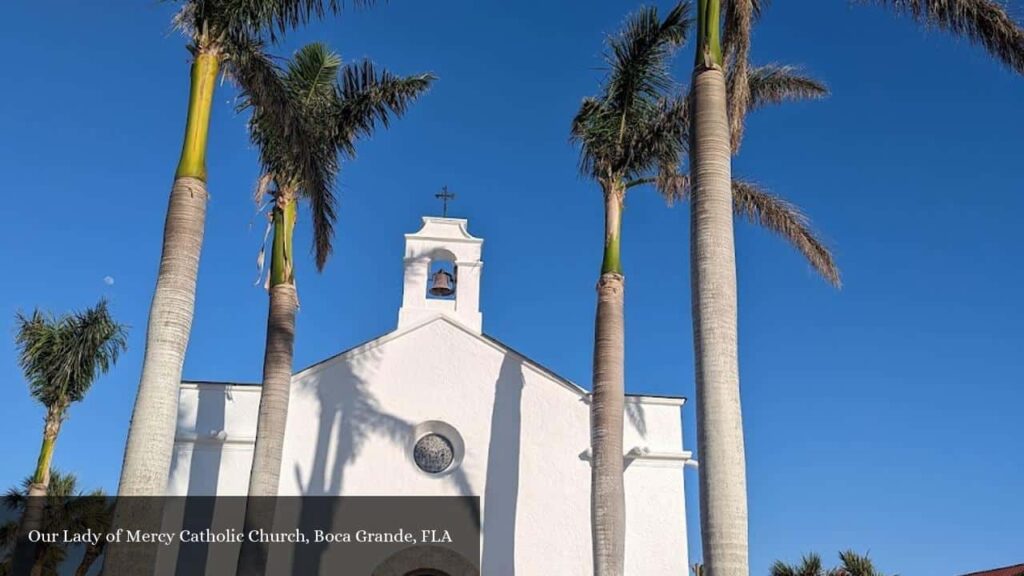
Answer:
top-left (30, 549), bottom-right (48, 576)
top-left (117, 50), bottom-right (218, 495)
top-left (12, 405), bottom-right (64, 575)
top-left (32, 405), bottom-right (63, 489)
top-left (690, 3), bottom-right (750, 570)
top-left (75, 542), bottom-right (103, 576)
top-left (591, 185), bottom-right (626, 576)
top-left (238, 195), bottom-right (298, 575)
top-left (105, 50), bottom-right (219, 575)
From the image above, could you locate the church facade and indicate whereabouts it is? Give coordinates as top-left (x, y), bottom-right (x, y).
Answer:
top-left (168, 217), bottom-right (693, 575)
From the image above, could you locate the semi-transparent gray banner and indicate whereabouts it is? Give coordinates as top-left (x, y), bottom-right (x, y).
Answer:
top-left (3, 496), bottom-right (480, 575)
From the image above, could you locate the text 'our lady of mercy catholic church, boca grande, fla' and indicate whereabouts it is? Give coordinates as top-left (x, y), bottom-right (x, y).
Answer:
top-left (169, 215), bottom-right (695, 575)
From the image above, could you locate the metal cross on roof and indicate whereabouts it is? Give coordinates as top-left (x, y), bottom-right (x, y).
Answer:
top-left (435, 186), bottom-right (456, 217)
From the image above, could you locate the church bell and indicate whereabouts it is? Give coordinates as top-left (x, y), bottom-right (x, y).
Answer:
top-left (429, 267), bottom-right (456, 297)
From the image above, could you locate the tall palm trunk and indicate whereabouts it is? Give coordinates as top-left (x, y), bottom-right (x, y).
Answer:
top-left (12, 404), bottom-right (65, 575)
top-left (690, 1), bottom-right (749, 574)
top-left (118, 50), bottom-right (218, 496)
top-left (238, 194), bottom-right (298, 575)
top-left (105, 50), bottom-right (219, 576)
top-left (591, 185), bottom-right (626, 576)
top-left (249, 195), bottom-right (298, 495)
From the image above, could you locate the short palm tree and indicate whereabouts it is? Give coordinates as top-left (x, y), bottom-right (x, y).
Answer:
top-left (771, 553), bottom-right (830, 576)
top-left (833, 550), bottom-right (892, 576)
top-left (570, 4), bottom-right (690, 574)
top-left (11, 301), bottom-right (125, 547)
top-left (119, 0), bottom-right (367, 502)
top-left (688, 2), bottom-right (1024, 574)
top-left (236, 42), bottom-right (432, 574)
top-left (2, 472), bottom-right (110, 576)
top-left (772, 550), bottom-right (893, 576)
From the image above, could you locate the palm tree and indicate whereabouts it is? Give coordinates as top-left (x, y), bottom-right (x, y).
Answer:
top-left (772, 550), bottom-right (893, 576)
top-left (570, 4), bottom-right (691, 574)
top-left (9, 300), bottom-right (125, 574)
top-left (771, 553), bottom-right (830, 576)
top-left (14, 301), bottom-right (127, 502)
top-left (572, 5), bottom-right (843, 573)
top-left (118, 0), bottom-right (369, 501)
top-left (236, 43), bottom-right (433, 574)
top-left (1, 472), bottom-right (110, 576)
top-left (688, 2), bottom-right (1024, 574)
top-left (833, 550), bottom-right (892, 576)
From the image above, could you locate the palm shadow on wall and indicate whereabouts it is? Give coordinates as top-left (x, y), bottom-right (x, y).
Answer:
top-left (175, 384), bottom-right (228, 575)
top-left (481, 353), bottom-right (524, 575)
top-left (290, 341), bottom-right (480, 575)
top-left (626, 401), bottom-right (647, 440)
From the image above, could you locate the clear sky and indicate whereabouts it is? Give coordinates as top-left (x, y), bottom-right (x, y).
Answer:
top-left (1, 1), bottom-right (1022, 574)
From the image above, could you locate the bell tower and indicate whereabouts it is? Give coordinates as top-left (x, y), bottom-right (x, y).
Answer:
top-left (398, 216), bottom-right (484, 332)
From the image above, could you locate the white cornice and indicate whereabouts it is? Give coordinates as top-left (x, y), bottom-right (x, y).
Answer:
top-left (579, 446), bottom-right (697, 469)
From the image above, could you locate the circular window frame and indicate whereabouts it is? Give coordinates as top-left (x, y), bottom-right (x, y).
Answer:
top-left (409, 421), bottom-right (465, 478)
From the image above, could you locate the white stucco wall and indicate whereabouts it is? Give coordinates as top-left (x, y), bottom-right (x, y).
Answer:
top-left (168, 316), bottom-right (690, 575)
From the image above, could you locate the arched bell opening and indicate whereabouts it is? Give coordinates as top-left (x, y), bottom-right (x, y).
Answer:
top-left (426, 255), bottom-right (457, 301)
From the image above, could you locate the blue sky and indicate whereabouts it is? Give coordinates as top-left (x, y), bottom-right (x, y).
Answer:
top-left (2, 1), bottom-right (1022, 574)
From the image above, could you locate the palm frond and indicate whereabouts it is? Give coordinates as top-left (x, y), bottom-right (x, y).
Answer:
top-left (15, 300), bottom-right (128, 408)
top-left (731, 179), bottom-right (841, 287)
top-left (772, 561), bottom-right (801, 576)
top-left (295, 61), bottom-right (435, 267)
top-left (572, 2), bottom-right (691, 186)
top-left (723, 0), bottom-right (755, 151)
top-left (231, 34), bottom-right (339, 269)
top-left (657, 170), bottom-right (690, 203)
top-left (199, 0), bottom-right (374, 44)
top-left (285, 42), bottom-right (342, 106)
top-left (771, 553), bottom-right (828, 576)
top-left (604, 2), bottom-right (691, 120)
top-left (304, 165), bottom-right (340, 271)
top-left (800, 554), bottom-right (826, 576)
top-left (570, 97), bottom-right (607, 178)
top-left (746, 64), bottom-right (829, 111)
top-left (835, 550), bottom-right (892, 576)
top-left (723, 0), bottom-right (770, 51)
top-left (334, 61), bottom-right (436, 157)
top-left (630, 94), bottom-right (689, 184)
top-left (868, 0), bottom-right (1024, 74)
top-left (726, 63), bottom-right (828, 152)
top-left (281, 42), bottom-right (346, 269)
top-left (242, 42), bottom-right (432, 270)
top-left (652, 172), bottom-right (840, 286)
top-left (172, 2), bottom-right (199, 39)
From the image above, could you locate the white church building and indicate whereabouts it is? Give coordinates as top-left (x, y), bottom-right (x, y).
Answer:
top-left (168, 216), bottom-right (693, 575)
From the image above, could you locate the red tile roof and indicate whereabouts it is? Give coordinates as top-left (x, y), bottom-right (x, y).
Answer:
top-left (961, 564), bottom-right (1024, 576)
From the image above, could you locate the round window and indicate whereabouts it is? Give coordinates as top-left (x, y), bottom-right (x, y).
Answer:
top-left (413, 433), bottom-right (455, 474)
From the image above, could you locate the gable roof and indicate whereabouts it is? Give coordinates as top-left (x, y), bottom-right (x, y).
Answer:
top-left (961, 564), bottom-right (1024, 576)
top-left (182, 314), bottom-right (685, 405)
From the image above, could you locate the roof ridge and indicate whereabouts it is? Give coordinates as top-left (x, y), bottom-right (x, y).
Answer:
top-left (181, 315), bottom-right (687, 403)
top-left (960, 563), bottom-right (1024, 576)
